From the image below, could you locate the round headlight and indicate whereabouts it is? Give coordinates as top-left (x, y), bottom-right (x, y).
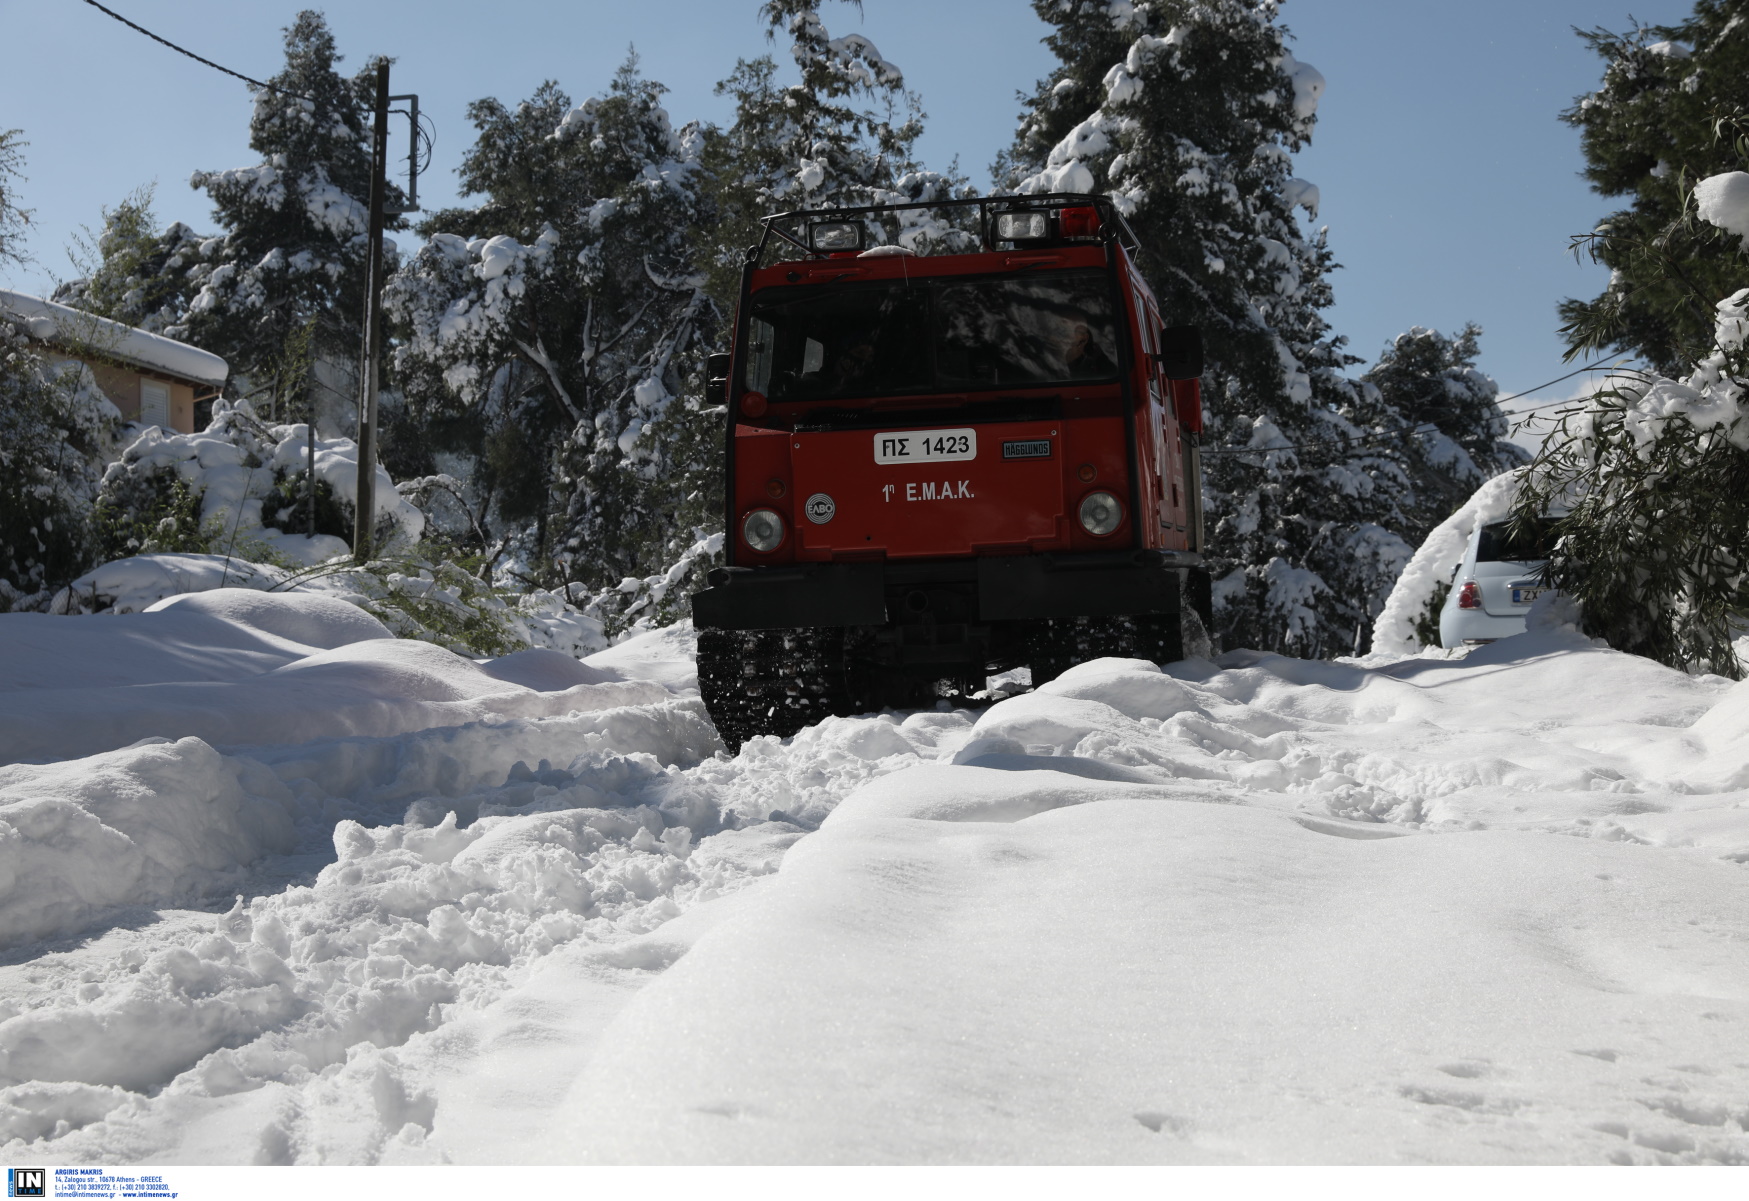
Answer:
top-left (741, 508), bottom-right (785, 552)
top-left (1078, 490), bottom-right (1123, 536)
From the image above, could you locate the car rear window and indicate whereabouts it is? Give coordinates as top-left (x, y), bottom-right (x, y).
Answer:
top-left (1477, 519), bottom-right (1555, 563)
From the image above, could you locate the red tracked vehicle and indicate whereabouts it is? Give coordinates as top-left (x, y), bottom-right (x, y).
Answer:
top-left (692, 193), bottom-right (1215, 750)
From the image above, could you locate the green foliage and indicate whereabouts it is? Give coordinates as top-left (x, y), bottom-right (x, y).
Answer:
top-left (1560, 3), bottom-right (1749, 374)
top-left (260, 472), bottom-right (350, 540)
top-left (1513, 348), bottom-right (1749, 678)
top-left (93, 473), bottom-right (210, 560)
top-left (0, 323), bottom-right (117, 606)
top-left (1411, 578), bottom-right (1452, 650)
top-left (587, 530), bottom-right (724, 638)
top-left (307, 550), bottom-right (532, 657)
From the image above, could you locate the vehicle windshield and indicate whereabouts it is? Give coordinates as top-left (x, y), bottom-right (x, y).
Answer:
top-left (743, 269), bottom-right (1122, 402)
top-left (1477, 518), bottom-right (1556, 563)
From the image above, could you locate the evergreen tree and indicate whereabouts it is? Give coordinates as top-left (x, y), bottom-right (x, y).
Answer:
top-left (386, 57), bottom-right (716, 590)
top-left (171, 11), bottom-right (404, 401)
top-left (1361, 323), bottom-right (1528, 540)
top-left (1559, 1), bottom-right (1749, 374)
top-left (1001, 0), bottom-right (1415, 656)
top-left (55, 185), bottom-right (207, 334)
top-left (701, 0), bottom-right (945, 306)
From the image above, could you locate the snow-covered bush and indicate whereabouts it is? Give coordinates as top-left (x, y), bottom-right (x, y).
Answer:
top-left (0, 318), bottom-right (120, 610)
top-left (310, 554), bottom-right (529, 657)
top-left (92, 398), bottom-right (421, 567)
top-left (50, 548), bottom-right (585, 660)
top-left (587, 530), bottom-right (724, 639)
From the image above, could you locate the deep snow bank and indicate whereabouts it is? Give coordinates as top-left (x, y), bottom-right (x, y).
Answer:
top-left (0, 695), bottom-right (972, 1164)
top-left (3, 620), bottom-right (1749, 1164)
top-left (0, 590), bottom-right (666, 765)
top-left (548, 645), bottom-right (1749, 1164)
top-left (562, 778), bottom-right (1749, 1164)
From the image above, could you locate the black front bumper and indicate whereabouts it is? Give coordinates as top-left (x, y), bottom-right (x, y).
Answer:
top-left (691, 550), bottom-right (1198, 631)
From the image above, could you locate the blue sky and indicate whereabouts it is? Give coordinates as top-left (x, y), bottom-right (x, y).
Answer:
top-left (0, 0), bottom-right (1687, 417)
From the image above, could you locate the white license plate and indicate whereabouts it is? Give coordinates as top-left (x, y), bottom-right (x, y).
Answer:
top-left (874, 428), bottom-right (976, 464)
top-left (1512, 587), bottom-right (1544, 605)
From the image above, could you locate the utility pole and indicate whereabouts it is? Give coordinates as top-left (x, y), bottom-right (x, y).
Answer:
top-left (353, 60), bottom-right (390, 563)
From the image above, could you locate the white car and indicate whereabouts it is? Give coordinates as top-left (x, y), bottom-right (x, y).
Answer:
top-left (1439, 518), bottom-right (1555, 648)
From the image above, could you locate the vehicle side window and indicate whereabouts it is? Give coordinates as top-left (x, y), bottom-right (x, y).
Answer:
top-left (745, 317), bottom-right (775, 394)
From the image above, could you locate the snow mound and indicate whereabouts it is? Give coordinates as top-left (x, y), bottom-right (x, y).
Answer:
top-left (0, 739), bottom-right (297, 947)
top-left (0, 591), bottom-right (671, 765)
top-left (53, 554), bottom-right (292, 616)
top-left (145, 588), bottom-right (392, 648)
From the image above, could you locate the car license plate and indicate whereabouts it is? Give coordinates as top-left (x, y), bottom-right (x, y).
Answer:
top-left (874, 428), bottom-right (976, 464)
top-left (1512, 587), bottom-right (1544, 605)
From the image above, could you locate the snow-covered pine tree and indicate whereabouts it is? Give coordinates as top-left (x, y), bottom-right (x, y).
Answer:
top-left (1560, 1), bottom-right (1749, 376)
top-left (386, 57), bottom-right (715, 594)
top-left (1001, 0), bottom-right (1415, 656)
top-left (170, 11), bottom-right (404, 421)
top-left (1361, 323), bottom-right (1528, 541)
top-left (54, 185), bottom-right (207, 335)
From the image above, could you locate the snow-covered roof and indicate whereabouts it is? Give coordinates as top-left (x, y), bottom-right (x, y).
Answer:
top-left (0, 288), bottom-right (229, 387)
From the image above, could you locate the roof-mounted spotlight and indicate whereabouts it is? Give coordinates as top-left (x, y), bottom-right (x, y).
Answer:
top-left (994, 210), bottom-right (1050, 243)
top-left (808, 221), bottom-right (865, 253)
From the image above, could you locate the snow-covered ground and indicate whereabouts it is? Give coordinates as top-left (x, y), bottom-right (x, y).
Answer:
top-left (0, 590), bottom-right (1745, 1165)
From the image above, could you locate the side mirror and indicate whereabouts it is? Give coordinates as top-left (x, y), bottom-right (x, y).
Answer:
top-left (705, 351), bottom-right (731, 406)
top-left (1156, 325), bottom-right (1203, 380)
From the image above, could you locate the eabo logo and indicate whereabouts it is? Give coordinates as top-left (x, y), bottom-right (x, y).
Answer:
top-left (7, 1168), bottom-right (44, 1198)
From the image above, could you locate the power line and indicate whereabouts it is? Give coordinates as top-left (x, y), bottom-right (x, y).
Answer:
top-left (1201, 358), bottom-right (1644, 458)
top-left (76, 0), bottom-right (312, 100)
top-left (1494, 359), bottom-right (1634, 409)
